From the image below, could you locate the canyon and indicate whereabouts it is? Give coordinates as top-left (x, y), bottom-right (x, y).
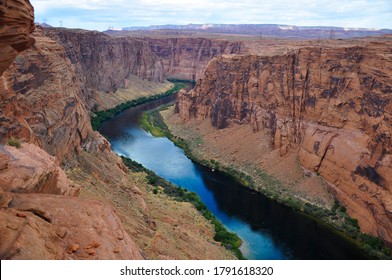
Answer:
top-left (176, 40), bottom-right (392, 246)
top-left (0, 0), bottom-right (234, 259)
top-left (1, 0), bottom-right (391, 259)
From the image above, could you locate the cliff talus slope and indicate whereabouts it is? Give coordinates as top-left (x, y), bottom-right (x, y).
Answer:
top-left (178, 43), bottom-right (392, 244)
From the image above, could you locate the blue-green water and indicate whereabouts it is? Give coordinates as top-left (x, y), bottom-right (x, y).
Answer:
top-left (99, 95), bottom-right (367, 259)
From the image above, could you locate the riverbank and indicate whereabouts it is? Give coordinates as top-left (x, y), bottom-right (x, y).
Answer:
top-left (90, 81), bottom-right (187, 130)
top-left (141, 104), bottom-right (391, 259)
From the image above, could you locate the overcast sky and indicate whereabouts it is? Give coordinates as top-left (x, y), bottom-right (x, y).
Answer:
top-left (31, 0), bottom-right (392, 31)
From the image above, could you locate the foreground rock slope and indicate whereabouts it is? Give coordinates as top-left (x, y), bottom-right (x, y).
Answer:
top-left (0, 0), bottom-right (146, 260)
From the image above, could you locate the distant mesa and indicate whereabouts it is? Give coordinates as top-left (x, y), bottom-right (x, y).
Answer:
top-left (121, 23), bottom-right (392, 39)
top-left (36, 22), bottom-right (53, 28)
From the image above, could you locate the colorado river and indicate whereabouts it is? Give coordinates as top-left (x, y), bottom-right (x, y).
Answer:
top-left (99, 94), bottom-right (367, 260)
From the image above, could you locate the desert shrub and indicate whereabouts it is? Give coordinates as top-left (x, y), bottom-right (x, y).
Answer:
top-left (7, 137), bottom-right (21, 148)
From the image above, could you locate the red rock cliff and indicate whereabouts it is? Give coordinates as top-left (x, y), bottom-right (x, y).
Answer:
top-left (0, 0), bottom-right (35, 75)
top-left (146, 37), bottom-right (243, 81)
top-left (1, 28), bottom-right (91, 162)
top-left (44, 29), bottom-right (165, 109)
top-left (177, 42), bottom-right (392, 245)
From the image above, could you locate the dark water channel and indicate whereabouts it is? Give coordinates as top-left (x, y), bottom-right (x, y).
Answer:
top-left (99, 95), bottom-right (367, 260)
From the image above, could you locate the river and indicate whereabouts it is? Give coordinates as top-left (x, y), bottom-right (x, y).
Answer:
top-left (99, 94), bottom-right (367, 260)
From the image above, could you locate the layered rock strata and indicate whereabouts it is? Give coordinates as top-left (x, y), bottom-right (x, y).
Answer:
top-left (0, 0), bottom-right (35, 75)
top-left (177, 43), bottom-right (392, 245)
top-left (1, 28), bottom-right (91, 162)
top-left (145, 38), bottom-right (243, 81)
top-left (44, 28), bottom-right (165, 109)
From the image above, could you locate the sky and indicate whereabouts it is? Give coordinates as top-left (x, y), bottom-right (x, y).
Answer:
top-left (30, 0), bottom-right (392, 31)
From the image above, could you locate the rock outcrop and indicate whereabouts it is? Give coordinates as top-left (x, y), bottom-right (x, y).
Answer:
top-left (0, 144), bottom-right (79, 196)
top-left (0, 0), bottom-right (35, 75)
top-left (0, 27), bottom-right (91, 162)
top-left (177, 42), bottom-right (392, 245)
top-left (44, 32), bottom-right (244, 106)
top-left (0, 191), bottom-right (143, 259)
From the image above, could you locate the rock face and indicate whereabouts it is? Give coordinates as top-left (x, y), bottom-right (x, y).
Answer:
top-left (0, 0), bottom-right (35, 76)
top-left (0, 28), bottom-right (91, 162)
top-left (0, 191), bottom-right (144, 259)
top-left (146, 38), bottom-right (243, 81)
top-left (44, 29), bottom-right (165, 109)
top-left (0, 144), bottom-right (79, 196)
top-left (41, 29), bottom-right (246, 108)
top-left (177, 42), bottom-right (392, 245)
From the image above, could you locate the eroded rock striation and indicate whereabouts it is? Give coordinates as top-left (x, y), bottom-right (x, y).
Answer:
top-left (145, 37), bottom-right (243, 81)
top-left (177, 43), bottom-right (392, 245)
top-left (44, 28), bottom-right (165, 109)
top-left (0, 0), bottom-right (35, 75)
top-left (1, 28), bottom-right (91, 162)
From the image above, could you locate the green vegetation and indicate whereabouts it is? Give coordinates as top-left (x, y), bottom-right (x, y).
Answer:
top-left (7, 137), bottom-right (21, 148)
top-left (140, 105), bottom-right (173, 139)
top-left (140, 110), bottom-right (167, 137)
top-left (90, 82), bottom-right (186, 130)
top-left (167, 78), bottom-right (196, 87)
top-left (121, 156), bottom-right (244, 259)
top-left (141, 106), bottom-right (392, 259)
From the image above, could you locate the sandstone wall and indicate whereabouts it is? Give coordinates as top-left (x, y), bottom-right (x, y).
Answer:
top-left (44, 29), bottom-right (165, 109)
top-left (177, 44), bottom-right (392, 244)
top-left (1, 28), bottom-right (91, 162)
top-left (0, 0), bottom-right (35, 75)
top-left (146, 37), bottom-right (243, 81)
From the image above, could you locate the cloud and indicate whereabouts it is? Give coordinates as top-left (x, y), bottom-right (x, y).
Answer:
top-left (30, 0), bottom-right (392, 31)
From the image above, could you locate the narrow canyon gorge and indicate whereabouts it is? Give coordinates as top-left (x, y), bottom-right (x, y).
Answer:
top-left (0, 0), bottom-right (391, 259)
